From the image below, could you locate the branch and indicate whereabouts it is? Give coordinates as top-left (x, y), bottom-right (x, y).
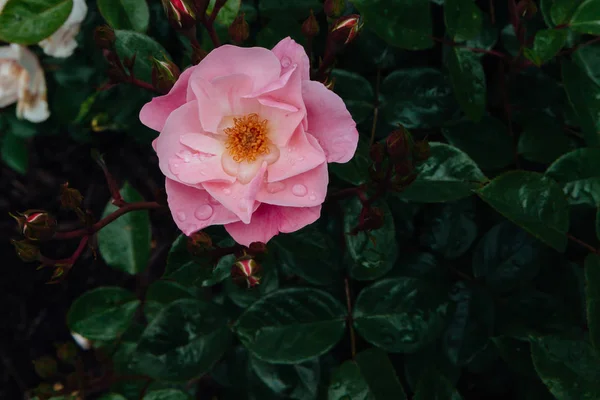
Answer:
top-left (344, 277), bottom-right (357, 360)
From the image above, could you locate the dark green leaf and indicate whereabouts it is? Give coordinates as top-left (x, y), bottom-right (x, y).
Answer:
top-left (144, 280), bottom-right (195, 322)
top-left (1, 132), bottom-right (28, 174)
top-left (404, 344), bottom-right (461, 391)
top-left (441, 116), bottom-right (513, 170)
top-left (328, 348), bottom-right (407, 400)
top-left (67, 287), bottom-right (140, 341)
top-left (130, 299), bottom-right (232, 381)
top-left (353, 277), bottom-right (451, 353)
top-left (5, 114), bottom-right (39, 138)
top-left (399, 142), bottom-right (487, 203)
top-left (546, 148), bottom-right (600, 207)
top-left (255, 16), bottom-right (303, 49)
top-left (98, 0), bottom-right (150, 32)
top-left (207, 0), bottom-right (241, 26)
top-left (98, 182), bottom-right (151, 275)
top-left (571, 0), bottom-right (600, 35)
top-left (0, 0), bottom-right (73, 44)
top-left (464, 13), bottom-right (498, 52)
top-left (561, 59), bottom-right (600, 146)
top-left (472, 222), bottom-right (548, 292)
top-left (114, 30), bottom-right (171, 83)
top-left (234, 288), bottom-right (346, 364)
top-left (526, 29), bottom-right (567, 65)
top-left (413, 369), bottom-right (464, 400)
top-left (258, 0), bottom-right (321, 18)
top-left (550, 0), bottom-right (584, 25)
top-left (444, 0), bottom-right (482, 42)
top-left (380, 68), bottom-right (457, 130)
top-left (330, 69), bottom-right (375, 124)
top-left (344, 198), bottom-right (398, 280)
top-left (476, 171), bottom-right (570, 251)
top-left (329, 138), bottom-right (371, 186)
top-left (350, 0), bottom-right (433, 50)
top-left (574, 43), bottom-right (600, 86)
top-left (142, 389), bottom-right (191, 400)
top-left (446, 47), bottom-right (487, 121)
top-left (492, 337), bottom-right (537, 378)
top-left (250, 357), bottom-right (320, 399)
top-left (518, 113), bottom-right (574, 164)
top-left (585, 254), bottom-right (600, 352)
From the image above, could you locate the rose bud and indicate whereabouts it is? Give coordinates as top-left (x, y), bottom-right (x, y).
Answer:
top-left (386, 127), bottom-right (413, 159)
top-left (11, 239), bottom-right (40, 262)
top-left (330, 14), bottom-right (362, 45)
top-left (324, 0), bottom-right (345, 18)
top-left (56, 342), bottom-right (78, 364)
top-left (13, 210), bottom-right (57, 241)
top-left (413, 140), bottom-right (431, 163)
top-left (369, 142), bottom-right (385, 164)
top-left (60, 183), bottom-right (84, 210)
top-left (187, 231), bottom-right (213, 255)
top-left (151, 55), bottom-right (181, 94)
top-left (231, 258), bottom-right (261, 288)
top-left (248, 241), bottom-right (267, 255)
top-left (229, 13), bottom-right (249, 44)
top-left (94, 25), bottom-right (116, 50)
top-left (302, 10), bottom-right (320, 38)
top-left (162, 0), bottom-right (197, 30)
top-left (32, 356), bottom-right (57, 379)
top-left (394, 158), bottom-right (414, 177)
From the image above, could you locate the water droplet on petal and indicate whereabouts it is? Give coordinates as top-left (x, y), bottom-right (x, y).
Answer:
top-left (170, 163), bottom-right (181, 174)
top-left (298, 156), bottom-right (305, 161)
top-left (309, 194), bottom-right (317, 201)
top-left (267, 182), bottom-right (285, 193)
top-left (194, 204), bottom-right (213, 221)
top-left (239, 199), bottom-right (251, 211)
top-left (176, 211), bottom-right (187, 221)
top-left (287, 147), bottom-right (293, 153)
top-left (281, 56), bottom-right (292, 68)
top-left (223, 188), bottom-right (232, 195)
top-left (187, 224), bottom-right (198, 233)
top-left (292, 184), bottom-right (307, 197)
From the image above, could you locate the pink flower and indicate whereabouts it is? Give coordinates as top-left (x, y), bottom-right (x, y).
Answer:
top-left (140, 37), bottom-right (358, 246)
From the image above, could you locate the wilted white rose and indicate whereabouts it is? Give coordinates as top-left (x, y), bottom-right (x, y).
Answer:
top-left (0, 44), bottom-right (49, 123)
top-left (38, 0), bottom-right (88, 58)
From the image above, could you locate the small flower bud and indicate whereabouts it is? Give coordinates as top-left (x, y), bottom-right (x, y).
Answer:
top-left (187, 231), bottom-right (213, 255)
top-left (229, 13), bottom-right (249, 44)
top-left (330, 14), bottom-right (362, 45)
top-left (56, 342), bottom-right (78, 364)
top-left (94, 25), bottom-right (116, 50)
top-left (248, 241), bottom-right (267, 255)
top-left (394, 158), bottom-right (414, 177)
top-left (386, 127), bottom-right (413, 159)
top-left (369, 142), bottom-right (385, 164)
top-left (60, 183), bottom-right (83, 210)
top-left (413, 140), bottom-right (431, 163)
top-left (363, 207), bottom-right (384, 232)
top-left (11, 239), bottom-right (40, 262)
top-left (162, 0), bottom-right (197, 30)
top-left (151, 55), bottom-right (181, 93)
top-left (302, 10), bottom-right (320, 38)
top-left (12, 210), bottom-right (57, 241)
top-left (32, 356), bottom-right (57, 379)
top-left (518, 0), bottom-right (537, 19)
top-left (231, 258), bottom-right (261, 288)
top-left (324, 0), bottom-right (345, 18)
top-left (324, 76), bottom-right (336, 90)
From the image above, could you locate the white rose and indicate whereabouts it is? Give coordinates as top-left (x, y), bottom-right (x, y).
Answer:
top-left (38, 0), bottom-right (88, 58)
top-left (0, 44), bottom-right (49, 123)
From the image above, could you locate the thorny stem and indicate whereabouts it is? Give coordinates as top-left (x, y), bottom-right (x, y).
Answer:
top-left (53, 202), bottom-right (163, 240)
top-left (344, 277), bottom-right (357, 360)
top-left (130, 77), bottom-right (162, 94)
top-left (431, 36), bottom-right (507, 59)
top-left (567, 234), bottom-right (600, 255)
top-left (201, 0), bottom-right (225, 48)
top-left (39, 236), bottom-right (90, 268)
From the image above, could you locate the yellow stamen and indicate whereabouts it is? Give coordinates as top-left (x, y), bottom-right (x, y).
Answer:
top-left (224, 113), bottom-right (270, 162)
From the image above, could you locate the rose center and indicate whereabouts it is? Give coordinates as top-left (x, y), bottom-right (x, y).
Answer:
top-left (224, 113), bottom-right (270, 163)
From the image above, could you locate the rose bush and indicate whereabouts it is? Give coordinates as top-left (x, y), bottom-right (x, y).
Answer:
top-left (140, 37), bottom-right (358, 245)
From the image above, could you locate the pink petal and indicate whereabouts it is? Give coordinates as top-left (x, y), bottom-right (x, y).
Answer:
top-left (139, 66), bottom-right (194, 132)
top-left (202, 162), bottom-right (267, 224)
top-left (267, 127), bottom-right (326, 182)
top-left (180, 133), bottom-right (223, 155)
top-left (225, 204), bottom-right (322, 246)
top-left (165, 178), bottom-right (240, 235)
top-left (271, 37), bottom-right (310, 81)
top-left (155, 101), bottom-right (234, 184)
top-left (302, 80), bottom-right (359, 163)
top-left (187, 45), bottom-right (282, 93)
top-left (258, 162), bottom-right (328, 207)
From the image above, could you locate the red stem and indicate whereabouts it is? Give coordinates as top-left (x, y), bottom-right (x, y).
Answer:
top-left (130, 77), bottom-right (161, 94)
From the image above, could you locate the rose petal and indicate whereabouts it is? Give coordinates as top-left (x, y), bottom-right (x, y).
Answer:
top-left (271, 37), bottom-right (310, 81)
top-left (166, 178), bottom-right (240, 235)
top-left (267, 127), bottom-right (326, 182)
top-left (139, 66), bottom-right (194, 132)
top-left (302, 80), bottom-right (359, 163)
top-left (258, 162), bottom-right (328, 207)
top-left (225, 204), bottom-right (322, 246)
top-left (38, 0), bottom-right (87, 58)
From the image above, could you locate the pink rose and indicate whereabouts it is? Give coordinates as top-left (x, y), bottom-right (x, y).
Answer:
top-left (140, 37), bottom-right (358, 246)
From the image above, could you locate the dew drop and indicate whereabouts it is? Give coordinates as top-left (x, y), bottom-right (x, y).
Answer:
top-left (223, 188), bottom-right (232, 195)
top-left (170, 163), bottom-right (181, 174)
top-left (298, 156), bottom-right (305, 161)
top-left (309, 194), bottom-right (317, 201)
top-left (281, 56), bottom-right (292, 68)
top-left (187, 224), bottom-right (198, 233)
top-left (287, 147), bottom-right (293, 153)
top-left (267, 182), bottom-right (285, 193)
top-left (176, 211), bottom-right (187, 221)
top-left (194, 204), bottom-right (213, 221)
top-left (292, 184), bottom-right (307, 197)
top-left (239, 199), bottom-right (250, 211)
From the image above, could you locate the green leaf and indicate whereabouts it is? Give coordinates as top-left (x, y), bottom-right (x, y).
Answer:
top-left (585, 254), bottom-right (600, 352)
top-left (67, 287), bottom-right (140, 341)
top-left (476, 171), bottom-right (570, 252)
top-left (404, 344), bottom-right (460, 391)
top-left (526, 29), bottom-right (568, 65)
top-left (550, 0), bottom-right (584, 25)
top-left (250, 357), bottom-right (320, 399)
top-left (531, 336), bottom-right (600, 399)
top-left (444, 0), bottom-right (482, 42)
top-left (329, 138), bottom-right (371, 186)
top-left (561, 59), bottom-right (600, 146)
top-left (518, 113), bottom-right (574, 164)
top-left (574, 43), bottom-right (600, 86)
top-left (350, 0), bottom-right (433, 50)
top-left (546, 148), bottom-right (600, 206)
top-left (0, 0), bottom-right (73, 45)
top-left (98, 394), bottom-right (129, 400)
top-left (328, 348), bottom-right (407, 400)
top-left (1, 132), bottom-right (28, 174)
top-left (144, 280), bottom-right (195, 322)
top-left (143, 389), bottom-right (191, 400)
top-left (344, 198), bottom-right (398, 280)
top-left (571, 0), bottom-right (600, 35)
top-left (380, 68), bottom-right (458, 130)
top-left (446, 47), bottom-right (487, 121)
top-left (114, 30), bottom-right (171, 83)
top-left (330, 69), bottom-right (375, 124)
top-left (98, 0), bottom-right (150, 32)
top-left (441, 116), bottom-right (513, 170)
top-left (255, 16), bottom-right (303, 49)
top-left (258, 0), bottom-right (320, 18)
top-left (413, 369), bottom-right (464, 400)
top-left (207, 0), bottom-right (241, 26)
top-left (234, 288), bottom-right (346, 363)
top-left (472, 222), bottom-right (547, 293)
top-left (399, 142), bottom-right (487, 203)
top-left (130, 299), bottom-right (232, 381)
top-left (353, 277), bottom-right (450, 353)
top-left (492, 337), bottom-right (537, 378)
top-left (419, 199), bottom-right (478, 260)
top-left (98, 182), bottom-right (151, 275)
top-left (464, 13), bottom-right (498, 53)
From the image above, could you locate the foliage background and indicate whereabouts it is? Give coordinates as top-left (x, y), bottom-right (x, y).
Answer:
top-left (2, 0), bottom-right (600, 399)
